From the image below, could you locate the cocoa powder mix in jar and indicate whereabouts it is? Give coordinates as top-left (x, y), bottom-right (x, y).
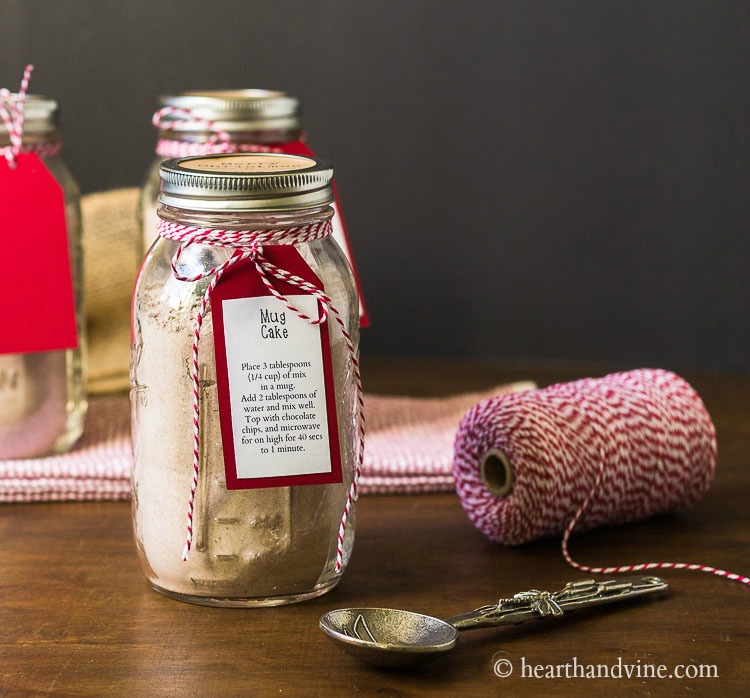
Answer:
top-left (130, 153), bottom-right (362, 607)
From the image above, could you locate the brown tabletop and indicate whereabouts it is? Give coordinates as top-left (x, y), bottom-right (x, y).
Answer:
top-left (1, 359), bottom-right (748, 696)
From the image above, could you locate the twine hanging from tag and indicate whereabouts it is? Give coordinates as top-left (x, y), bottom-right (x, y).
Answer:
top-left (453, 369), bottom-right (749, 586)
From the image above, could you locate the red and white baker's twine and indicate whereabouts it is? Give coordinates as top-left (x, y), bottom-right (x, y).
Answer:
top-left (559, 458), bottom-right (750, 585)
top-left (157, 218), bottom-right (365, 571)
top-left (0, 64), bottom-right (32, 168)
top-left (0, 65), bottom-right (60, 166)
top-left (453, 369), bottom-right (749, 586)
top-left (152, 106), bottom-right (284, 158)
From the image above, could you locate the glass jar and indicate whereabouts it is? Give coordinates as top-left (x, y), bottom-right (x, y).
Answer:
top-left (131, 153), bottom-right (360, 607)
top-left (140, 90), bottom-right (303, 257)
top-left (0, 95), bottom-right (86, 459)
top-left (140, 90), bottom-right (369, 326)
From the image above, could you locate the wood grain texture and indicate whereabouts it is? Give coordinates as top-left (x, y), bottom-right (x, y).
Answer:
top-left (0, 360), bottom-right (748, 696)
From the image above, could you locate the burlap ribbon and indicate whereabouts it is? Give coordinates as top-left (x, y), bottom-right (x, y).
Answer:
top-left (82, 187), bottom-right (140, 394)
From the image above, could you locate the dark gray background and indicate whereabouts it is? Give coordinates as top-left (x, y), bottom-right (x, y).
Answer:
top-left (3, 0), bottom-right (748, 371)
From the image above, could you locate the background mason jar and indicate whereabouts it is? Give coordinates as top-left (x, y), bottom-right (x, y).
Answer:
top-left (0, 95), bottom-right (87, 459)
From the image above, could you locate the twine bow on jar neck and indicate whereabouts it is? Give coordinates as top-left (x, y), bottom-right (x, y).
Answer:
top-left (0, 64), bottom-right (33, 169)
top-left (0, 65), bottom-right (62, 165)
top-left (152, 106), bottom-right (284, 158)
top-left (156, 218), bottom-right (365, 572)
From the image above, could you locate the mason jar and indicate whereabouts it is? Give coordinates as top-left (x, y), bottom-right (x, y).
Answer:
top-left (140, 90), bottom-right (369, 326)
top-left (131, 152), bottom-right (361, 607)
top-left (0, 94), bottom-right (86, 458)
top-left (140, 90), bottom-right (303, 256)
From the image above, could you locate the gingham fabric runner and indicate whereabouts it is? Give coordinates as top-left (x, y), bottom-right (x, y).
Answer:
top-left (0, 383), bottom-right (533, 502)
top-left (0, 396), bottom-right (131, 502)
top-left (359, 381), bottom-right (535, 493)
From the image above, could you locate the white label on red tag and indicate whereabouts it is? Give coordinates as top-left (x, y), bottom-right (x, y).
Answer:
top-left (211, 248), bottom-right (343, 490)
top-left (222, 294), bottom-right (334, 480)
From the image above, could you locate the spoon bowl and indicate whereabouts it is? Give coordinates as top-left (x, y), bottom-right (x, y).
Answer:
top-left (319, 607), bottom-right (458, 668)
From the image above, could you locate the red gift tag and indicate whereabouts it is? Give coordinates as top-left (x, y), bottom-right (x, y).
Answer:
top-left (0, 153), bottom-right (78, 354)
top-left (211, 246), bottom-right (343, 490)
top-left (282, 140), bottom-right (370, 327)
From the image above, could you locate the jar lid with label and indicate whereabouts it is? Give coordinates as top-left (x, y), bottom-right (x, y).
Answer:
top-left (159, 153), bottom-right (334, 211)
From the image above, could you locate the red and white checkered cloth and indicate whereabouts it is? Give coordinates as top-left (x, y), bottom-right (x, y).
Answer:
top-left (0, 382), bottom-right (534, 502)
top-left (359, 382), bottom-right (535, 493)
top-left (0, 396), bottom-right (131, 502)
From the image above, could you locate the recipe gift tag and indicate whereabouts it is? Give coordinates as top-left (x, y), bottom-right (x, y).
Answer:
top-left (283, 140), bottom-right (370, 327)
top-left (0, 153), bottom-right (78, 355)
top-left (212, 246), bottom-right (343, 490)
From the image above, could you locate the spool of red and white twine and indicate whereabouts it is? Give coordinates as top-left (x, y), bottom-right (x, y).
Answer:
top-left (0, 65), bottom-right (61, 166)
top-left (453, 369), bottom-right (750, 586)
top-left (157, 218), bottom-right (365, 572)
top-left (152, 106), bottom-right (285, 158)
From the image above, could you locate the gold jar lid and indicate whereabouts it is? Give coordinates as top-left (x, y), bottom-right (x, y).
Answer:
top-left (0, 94), bottom-right (58, 135)
top-left (158, 90), bottom-right (300, 133)
top-left (159, 153), bottom-right (333, 212)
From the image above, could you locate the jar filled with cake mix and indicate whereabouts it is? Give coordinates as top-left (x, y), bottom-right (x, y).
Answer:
top-left (131, 152), bottom-right (362, 607)
top-left (0, 80), bottom-right (86, 459)
top-left (141, 90), bottom-right (368, 325)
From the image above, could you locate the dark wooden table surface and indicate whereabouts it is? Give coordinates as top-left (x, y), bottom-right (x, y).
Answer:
top-left (1, 359), bottom-right (748, 697)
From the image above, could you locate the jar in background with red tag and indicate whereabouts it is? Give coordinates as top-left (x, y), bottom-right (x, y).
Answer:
top-left (131, 152), bottom-right (362, 606)
top-left (0, 83), bottom-right (86, 459)
top-left (141, 90), bottom-right (369, 325)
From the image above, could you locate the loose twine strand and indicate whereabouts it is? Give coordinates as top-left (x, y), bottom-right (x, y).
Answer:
top-left (152, 106), bottom-right (284, 158)
top-left (560, 453), bottom-right (750, 585)
top-left (453, 369), bottom-right (750, 586)
top-left (157, 218), bottom-right (365, 572)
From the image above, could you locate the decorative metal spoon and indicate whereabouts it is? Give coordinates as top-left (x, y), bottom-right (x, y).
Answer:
top-left (319, 576), bottom-right (668, 668)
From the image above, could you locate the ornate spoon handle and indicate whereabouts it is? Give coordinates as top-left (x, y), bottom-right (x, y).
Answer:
top-left (447, 576), bottom-right (668, 630)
